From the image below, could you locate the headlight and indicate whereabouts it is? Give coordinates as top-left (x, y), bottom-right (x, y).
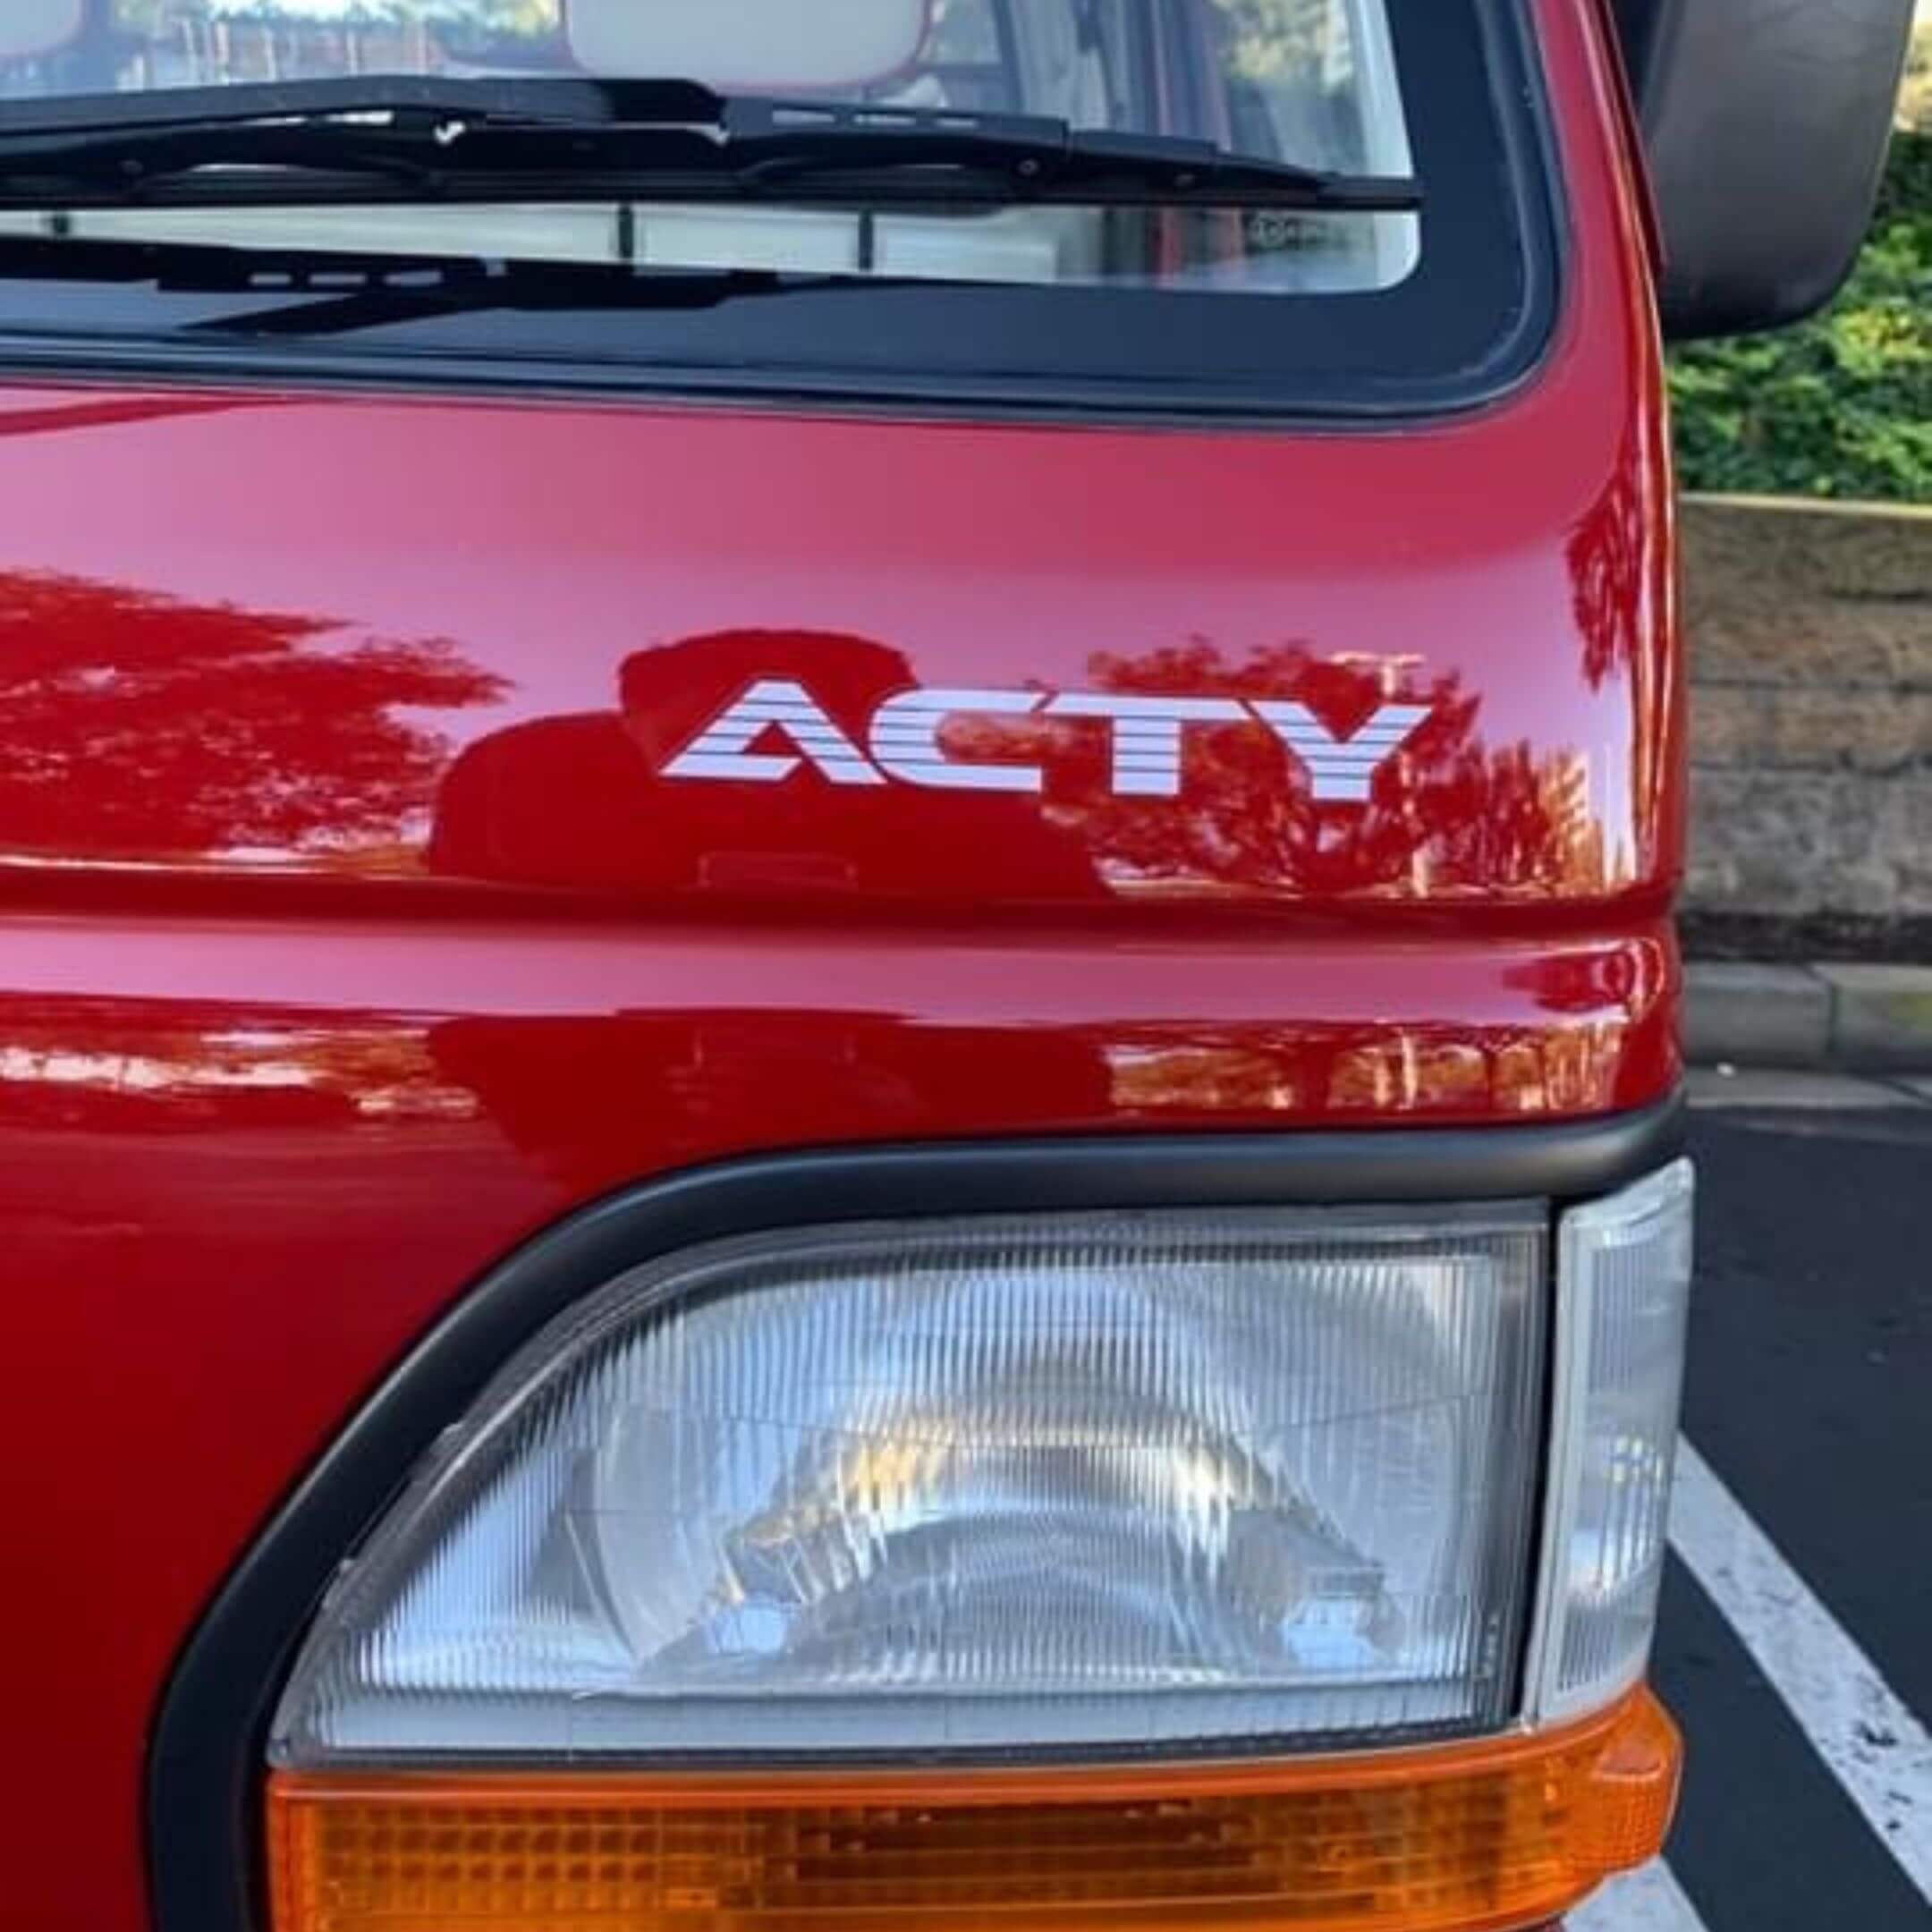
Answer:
top-left (263, 1172), bottom-right (1690, 1932)
top-left (272, 1207), bottom-right (1546, 1763)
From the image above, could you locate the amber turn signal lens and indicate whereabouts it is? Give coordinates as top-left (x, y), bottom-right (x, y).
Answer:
top-left (267, 1690), bottom-right (1679, 1932)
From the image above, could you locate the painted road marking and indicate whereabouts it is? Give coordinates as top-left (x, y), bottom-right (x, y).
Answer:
top-left (1570, 1860), bottom-right (1709, 1931)
top-left (1670, 1437), bottom-right (1932, 1902)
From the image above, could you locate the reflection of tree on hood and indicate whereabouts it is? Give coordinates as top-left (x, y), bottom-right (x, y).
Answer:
top-left (1063, 637), bottom-right (1604, 899)
top-left (428, 629), bottom-right (1099, 902)
top-left (0, 569), bottom-right (504, 865)
top-left (1570, 427), bottom-right (1674, 871)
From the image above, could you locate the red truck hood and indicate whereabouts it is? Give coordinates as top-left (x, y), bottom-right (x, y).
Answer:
top-left (0, 378), bottom-right (1677, 923)
top-left (0, 0), bottom-right (1682, 1154)
top-left (0, 363), bottom-right (1683, 1147)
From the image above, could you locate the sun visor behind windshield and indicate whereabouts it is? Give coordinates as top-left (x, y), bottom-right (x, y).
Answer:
top-left (564, 0), bottom-right (932, 92)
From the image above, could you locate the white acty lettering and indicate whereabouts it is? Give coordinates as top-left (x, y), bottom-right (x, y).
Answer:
top-left (1043, 693), bottom-right (1248, 797)
top-left (658, 682), bottom-right (1436, 803)
top-left (1248, 700), bottom-right (1432, 803)
top-left (869, 688), bottom-right (1049, 792)
top-left (661, 677), bottom-right (886, 787)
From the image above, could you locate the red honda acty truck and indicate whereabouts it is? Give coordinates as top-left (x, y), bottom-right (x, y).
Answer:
top-left (0, 3), bottom-right (1914, 1929)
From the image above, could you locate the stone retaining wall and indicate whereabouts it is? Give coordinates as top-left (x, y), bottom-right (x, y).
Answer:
top-left (1684, 495), bottom-right (1932, 936)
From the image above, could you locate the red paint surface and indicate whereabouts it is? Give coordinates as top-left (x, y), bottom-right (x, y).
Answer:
top-left (0, 4), bottom-right (1678, 1926)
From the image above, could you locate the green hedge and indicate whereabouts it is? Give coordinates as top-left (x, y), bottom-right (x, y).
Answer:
top-left (1669, 132), bottom-right (1931, 504)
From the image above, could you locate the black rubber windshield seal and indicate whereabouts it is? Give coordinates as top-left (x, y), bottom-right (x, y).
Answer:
top-left (148, 1095), bottom-right (1683, 1932)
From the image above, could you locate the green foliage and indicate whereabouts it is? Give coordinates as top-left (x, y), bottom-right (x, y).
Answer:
top-left (1211, 0), bottom-right (1335, 80)
top-left (1668, 133), bottom-right (1932, 504)
top-left (1903, 21), bottom-right (1931, 132)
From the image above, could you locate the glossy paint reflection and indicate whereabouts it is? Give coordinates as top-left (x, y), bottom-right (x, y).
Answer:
top-left (428, 630), bottom-right (1100, 900)
top-left (443, 623), bottom-right (1625, 907)
top-left (0, 917), bottom-right (1674, 1172)
top-left (0, 589), bottom-right (1644, 911)
top-left (1054, 640), bottom-right (1621, 902)
top-left (1570, 412), bottom-right (1687, 887)
top-left (0, 999), bottom-right (480, 1131)
top-left (0, 566), bottom-right (504, 869)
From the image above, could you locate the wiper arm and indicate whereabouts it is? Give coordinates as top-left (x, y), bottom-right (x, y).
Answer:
top-left (712, 97), bottom-right (1421, 210)
top-left (0, 76), bottom-right (1421, 213)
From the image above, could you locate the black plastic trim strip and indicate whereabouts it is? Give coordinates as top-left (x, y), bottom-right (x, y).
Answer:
top-left (148, 1095), bottom-right (1682, 1932)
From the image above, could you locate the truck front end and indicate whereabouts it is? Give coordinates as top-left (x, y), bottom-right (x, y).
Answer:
top-left (0, 2), bottom-right (1911, 1928)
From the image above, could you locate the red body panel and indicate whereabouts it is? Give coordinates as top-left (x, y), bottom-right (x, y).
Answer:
top-left (0, 4), bottom-right (1676, 1926)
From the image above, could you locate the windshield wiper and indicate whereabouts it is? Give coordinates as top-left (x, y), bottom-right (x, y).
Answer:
top-left (0, 76), bottom-right (1421, 213)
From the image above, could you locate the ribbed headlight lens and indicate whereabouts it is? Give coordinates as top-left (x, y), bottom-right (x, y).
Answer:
top-left (270, 1208), bottom-right (1547, 1764)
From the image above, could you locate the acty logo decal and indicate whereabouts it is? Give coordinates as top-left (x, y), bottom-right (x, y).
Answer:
top-left (664, 682), bottom-right (1432, 804)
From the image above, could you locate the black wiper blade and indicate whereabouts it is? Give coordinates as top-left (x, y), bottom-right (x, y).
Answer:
top-left (0, 76), bottom-right (720, 206)
top-left (0, 75), bottom-right (717, 138)
top-left (715, 97), bottom-right (1419, 210)
top-left (0, 76), bottom-right (1420, 213)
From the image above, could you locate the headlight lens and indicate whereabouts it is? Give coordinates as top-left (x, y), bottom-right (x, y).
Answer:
top-left (270, 1208), bottom-right (1547, 1765)
top-left (1528, 1160), bottom-right (1696, 1721)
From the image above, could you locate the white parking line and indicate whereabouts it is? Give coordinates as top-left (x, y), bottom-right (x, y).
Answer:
top-left (1569, 1860), bottom-right (1709, 1931)
top-left (1670, 1437), bottom-right (1932, 1902)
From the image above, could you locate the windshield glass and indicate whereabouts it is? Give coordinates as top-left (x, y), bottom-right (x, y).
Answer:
top-left (0, 1), bottom-right (1552, 417)
top-left (0, 0), bottom-right (1419, 294)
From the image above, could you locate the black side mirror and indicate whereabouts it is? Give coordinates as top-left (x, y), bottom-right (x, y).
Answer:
top-left (1614, 0), bottom-right (1916, 339)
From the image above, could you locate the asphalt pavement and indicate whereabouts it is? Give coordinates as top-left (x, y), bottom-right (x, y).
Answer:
top-left (1575, 1083), bottom-right (1932, 1931)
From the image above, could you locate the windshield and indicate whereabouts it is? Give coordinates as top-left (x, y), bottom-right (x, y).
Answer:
top-left (1, 0), bottom-right (1419, 292)
top-left (0, 1), bottom-right (1552, 416)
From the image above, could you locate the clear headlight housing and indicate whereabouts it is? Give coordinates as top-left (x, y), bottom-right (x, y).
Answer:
top-left (271, 1207), bottom-right (1553, 1765)
top-left (1529, 1160), bottom-right (1697, 1720)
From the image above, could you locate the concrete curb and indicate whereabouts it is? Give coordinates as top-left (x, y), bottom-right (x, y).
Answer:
top-left (1686, 962), bottom-right (1932, 1072)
